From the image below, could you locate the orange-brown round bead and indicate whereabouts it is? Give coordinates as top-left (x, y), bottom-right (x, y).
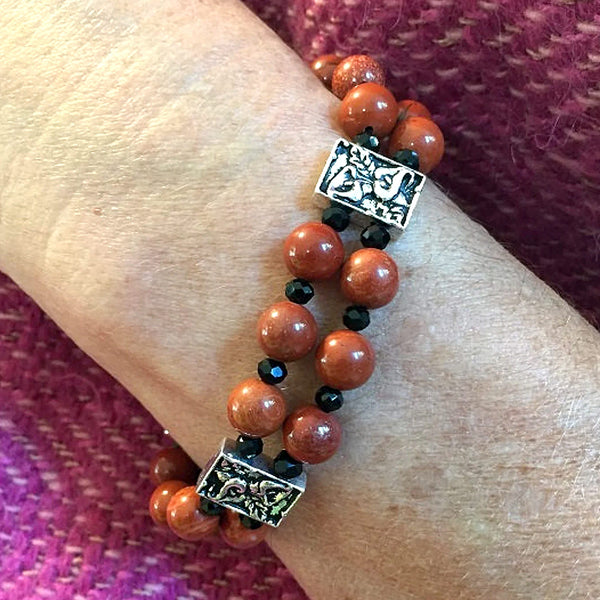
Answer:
top-left (149, 446), bottom-right (199, 486)
top-left (149, 479), bottom-right (188, 528)
top-left (166, 486), bottom-right (219, 541)
top-left (284, 222), bottom-right (345, 281)
top-left (315, 330), bottom-right (375, 390)
top-left (338, 82), bottom-right (398, 139)
top-left (332, 54), bottom-right (385, 99)
top-left (219, 509), bottom-right (268, 549)
top-left (397, 99), bottom-right (432, 121)
top-left (257, 301), bottom-right (317, 362)
top-left (227, 378), bottom-right (287, 438)
top-left (283, 405), bottom-right (342, 464)
top-left (341, 248), bottom-right (399, 309)
top-left (388, 116), bottom-right (444, 174)
top-left (310, 54), bottom-right (341, 89)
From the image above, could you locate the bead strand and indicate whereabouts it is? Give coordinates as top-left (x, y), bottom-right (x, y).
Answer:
top-left (273, 220), bottom-right (348, 466)
top-left (277, 53), bottom-right (415, 470)
top-left (213, 241), bottom-right (341, 544)
top-left (145, 50), bottom-right (443, 550)
top-left (147, 221), bottom-right (344, 544)
top-left (277, 207), bottom-right (399, 466)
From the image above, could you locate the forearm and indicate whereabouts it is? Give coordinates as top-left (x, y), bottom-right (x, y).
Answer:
top-left (1, 1), bottom-right (600, 599)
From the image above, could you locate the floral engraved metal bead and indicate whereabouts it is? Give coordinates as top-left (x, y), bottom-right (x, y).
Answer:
top-left (196, 438), bottom-right (306, 527)
top-left (315, 138), bottom-right (426, 230)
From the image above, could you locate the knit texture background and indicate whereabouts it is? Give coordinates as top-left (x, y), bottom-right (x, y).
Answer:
top-left (1, 0), bottom-right (599, 598)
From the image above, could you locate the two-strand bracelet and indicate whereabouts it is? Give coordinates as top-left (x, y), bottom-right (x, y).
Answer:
top-left (147, 53), bottom-right (445, 549)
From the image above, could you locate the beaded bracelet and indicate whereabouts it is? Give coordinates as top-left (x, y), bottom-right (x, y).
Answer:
top-left (147, 54), bottom-right (445, 549)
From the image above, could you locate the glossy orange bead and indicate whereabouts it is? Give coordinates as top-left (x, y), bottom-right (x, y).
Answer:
top-left (227, 378), bottom-right (287, 438)
top-left (284, 222), bottom-right (345, 281)
top-left (332, 54), bottom-right (385, 99)
top-left (397, 99), bottom-right (432, 121)
top-left (388, 116), bottom-right (444, 174)
top-left (166, 485), bottom-right (219, 541)
top-left (283, 405), bottom-right (342, 464)
top-left (257, 301), bottom-right (317, 362)
top-left (149, 479), bottom-right (187, 527)
top-left (338, 83), bottom-right (398, 139)
top-left (219, 509), bottom-right (268, 549)
top-left (315, 330), bottom-right (375, 390)
top-left (149, 446), bottom-right (200, 486)
top-left (341, 248), bottom-right (399, 308)
top-left (310, 54), bottom-right (341, 89)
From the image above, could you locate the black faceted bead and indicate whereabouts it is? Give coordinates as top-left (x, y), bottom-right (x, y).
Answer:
top-left (315, 386), bottom-right (344, 413)
top-left (360, 223), bottom-right (390, 249)
top-left (199, 497), bottom-right (225, 516)
top-left (285, 278), bottom-right (315, 305)
top-left (272, 450), bottom-right (303, 479)
top-left (240, 514), bottom-right (263, 530)
top-left (322, 205), bottom-right (350, 232)
top-left (393, 149), bottom-right (420, 170)
top-left (236, 434), bottom-right (263, 458)
top-left (258, 358), bottom-right (287, 385)
top-left (353, 127), bottom-right (380, 151)
top-left (343, 305), bottom-right (371, 331)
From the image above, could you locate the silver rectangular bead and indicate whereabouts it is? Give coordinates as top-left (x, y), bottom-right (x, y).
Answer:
top-left (196, 438), bottom-right (306, 528)
top-left (315, 138), bottom-right (426, 231)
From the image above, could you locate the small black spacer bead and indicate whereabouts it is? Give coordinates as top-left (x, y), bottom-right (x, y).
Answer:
top-left (258, 358), bottom-right (288, 385)
top-left (353, 126), bottom-right (380, 152)
top-left (360, 223), bottom-right (391, 250)
top-left (393, 149), bottom-right (420, 171)
top-left (199, 497), bottom-right (225, 516)
top-left (240, 514), bottom-right (263, 530)
top-left (285, 278), bottom-right (315, 305)
top-left (315, 386), bottom-right (344, 413)
top-left (343, 305), bottom-right (371, 331)
top-left (236, 434), bottom-right (264, 458)
top-left (272, 450), bottom-right (303, 480)
top-left (322, 205), bottom-right (350, 232)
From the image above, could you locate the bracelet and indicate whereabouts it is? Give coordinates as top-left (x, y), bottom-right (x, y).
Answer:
top-left (147, 53), bottom-right (445, 549)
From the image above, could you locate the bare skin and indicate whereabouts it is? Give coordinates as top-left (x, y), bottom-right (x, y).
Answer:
top-left (1, 1), bottom-right (600, 598)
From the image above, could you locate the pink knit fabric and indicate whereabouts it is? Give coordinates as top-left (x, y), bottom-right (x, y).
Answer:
top-left (1, 1), bottom-right (599, 598)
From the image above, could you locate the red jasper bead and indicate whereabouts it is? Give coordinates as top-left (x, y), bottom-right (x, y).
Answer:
top-left (341, 248), bottom-right (399, 308)
top-left (388, 116), bottom-right (444, 174)
top-left (257, 301), bottom-right (317, 362)
top-left (284, 222), bottom-right (345, 281)
top-left (315, 330), bottom-right (375, 390)
top-left (219, 509), bottom-right (268, 549)
top-left (283, 405), bottom-right (342, 464)
top-left (332, 54), bottom-right (385, 99)
top-left (338, 82), bottom-right (398, 139)
top-left (166, 486), bottom-right (219, 541)
top-left (227, 378), bottom-right (287, 438)
top-left (149, 446), bottom-right (200, 486)
top-left (397, 99), bottom-right (432, 121)
top-left (149, 480), bottom-right (188, 527)
top-left (310, 54), bottom-right (341, 89)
